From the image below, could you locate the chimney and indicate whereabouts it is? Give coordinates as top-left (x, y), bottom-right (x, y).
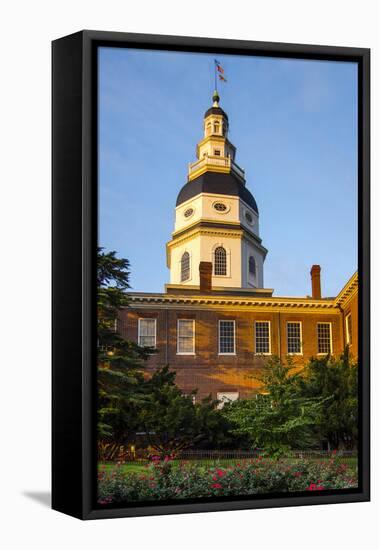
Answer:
top-left (199, 262), bottom-right (212, 293)
top-left (310, 265), bottom-right (321, 299)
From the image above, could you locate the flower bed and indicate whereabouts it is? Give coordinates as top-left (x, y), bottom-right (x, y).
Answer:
top-left (97, 455), bottom-right (358, 504)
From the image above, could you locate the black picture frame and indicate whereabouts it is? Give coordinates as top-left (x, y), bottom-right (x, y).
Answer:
top-left (52, 30), bottom-right (370, 520)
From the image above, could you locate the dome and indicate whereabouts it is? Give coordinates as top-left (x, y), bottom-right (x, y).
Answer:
top-left (176, 172), bottom-right (259, 213)
top-left (204, 105), bottom-right (228, 121)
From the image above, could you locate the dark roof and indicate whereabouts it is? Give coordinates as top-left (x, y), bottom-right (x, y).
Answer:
top-left (176, 172), bottom-right (259, 213)
top-left (204, 106), bottom-right (228, 120)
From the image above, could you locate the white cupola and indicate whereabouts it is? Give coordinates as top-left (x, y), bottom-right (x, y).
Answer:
top-left (166, 92), bottom-right (268, 293)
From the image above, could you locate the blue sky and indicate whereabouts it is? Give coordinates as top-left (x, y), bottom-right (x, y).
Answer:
top-left (99, 47), bottom-right (357, 297)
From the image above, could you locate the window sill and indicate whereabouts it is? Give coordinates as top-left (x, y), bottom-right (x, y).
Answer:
top-left (177, 352), bottom-right (196, 356)
top-left (218, 353), bottom-right (236, 356)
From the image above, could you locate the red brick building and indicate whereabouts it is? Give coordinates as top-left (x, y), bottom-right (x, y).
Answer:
top-left (118, 92), bottom-right (358, 404)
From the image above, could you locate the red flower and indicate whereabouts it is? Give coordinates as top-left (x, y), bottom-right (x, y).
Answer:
top-left (307, 483), bottom-right (325, 491)
top-left (216, 469), bottom-right (226, 477)
top-left (294, 471), bottom-right (302, 477)
top-left (212, 475), bottom-right (218, 481)
top-left (211, 483), bottom-right (222, 489)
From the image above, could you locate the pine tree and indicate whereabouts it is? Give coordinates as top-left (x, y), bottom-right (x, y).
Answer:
top-left (97, 248), bottom-right (153, 441)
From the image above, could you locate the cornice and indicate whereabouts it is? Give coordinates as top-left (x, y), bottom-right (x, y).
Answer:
top-left (169, 220), bottom-right (262, 247)
top-left (126, 292), bottom-right (338, 313)
top-left (167, 225), bottom-right (243, 250)
top-left (334, 272), bottom-right (358, 307)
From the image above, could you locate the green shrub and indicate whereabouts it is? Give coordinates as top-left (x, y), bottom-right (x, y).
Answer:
top-left (97, 455), bottom-right (358, 504)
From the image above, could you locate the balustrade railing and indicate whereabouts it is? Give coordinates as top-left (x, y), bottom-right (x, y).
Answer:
top-left (188, 155), bottom-right (245, 180)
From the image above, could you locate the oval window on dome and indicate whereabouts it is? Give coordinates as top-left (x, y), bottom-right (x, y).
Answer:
top-left (184, 207), bottom-right (194, 218)
top-left (213, 202), bottom-right (227, 212)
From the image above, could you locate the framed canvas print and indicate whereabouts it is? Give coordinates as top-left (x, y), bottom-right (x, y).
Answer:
top-left (52, 30), bottom-right (370, 519)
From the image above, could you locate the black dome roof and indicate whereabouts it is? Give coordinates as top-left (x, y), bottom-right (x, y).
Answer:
top-left (176, 172), bottom-right (258, 213)
top-left (204, 106), bottom-right (228, 120)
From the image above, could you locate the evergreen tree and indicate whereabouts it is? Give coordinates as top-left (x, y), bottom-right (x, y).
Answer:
top-left (97, 248), bottom-right (154, 440)
top-left (222, 357), bottom-right (328, 455)
top-left (137, 366), bottom-right (233, 456)
top-left (296, 349), bottom-right (358, 449)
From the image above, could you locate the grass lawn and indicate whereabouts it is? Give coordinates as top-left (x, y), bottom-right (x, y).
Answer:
top-left (99, 456), bottom-right (358, 475)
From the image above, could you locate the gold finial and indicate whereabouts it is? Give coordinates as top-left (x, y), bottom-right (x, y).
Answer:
top-left (212, 90), bottom-right (220, 106)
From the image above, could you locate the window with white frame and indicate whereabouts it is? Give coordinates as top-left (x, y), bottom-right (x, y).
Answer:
top-left (177, 319), bottom-right (195, 354)
top-left (138, 318), bottom-right (156, 348)
top-left (287, 322), bottom-right (302, 354)
top-left (346, 313), bottom-right (352, 346)
top-left (249, 256), bottom-right (256, 277)
top-left (255, 321), bottom-right (270, 354)
top-left (216, 392), bottom-right (239, 409)
top-left (181, 251), bottom-right (190, 282)
top-left (214, 246), bottom-right (227, 276)
top-left (183, 393), bottom-right (196, 405)
top-left (219, 320), bottom-right (235, 354)
top-left (317, 322), bottom-right (332, 354)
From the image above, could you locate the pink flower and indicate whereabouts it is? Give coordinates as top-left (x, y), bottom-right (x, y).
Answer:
top-left (294, 471), bottom-right (302, 477)
top-left (211, 483), bottom-right (222, 489)
top-left (307, 483), bottom-right (325, 491)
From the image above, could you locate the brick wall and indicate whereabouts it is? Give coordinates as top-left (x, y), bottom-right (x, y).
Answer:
top-left (118, 306), bottom-right (345, 400)
top-left (341, 290), bottom-right (358, 361)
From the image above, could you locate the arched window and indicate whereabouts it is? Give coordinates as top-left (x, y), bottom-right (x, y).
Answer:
top-left (249, 256), bottom-right (256, 277)
top-left (181, 252), bottom-right (190, 281)
top-left (206, 122), bottom-right (211, 136)
top-left (214, 121), bottom-right (220, 134)
top-left (214, 246), bottom-right (227, 276)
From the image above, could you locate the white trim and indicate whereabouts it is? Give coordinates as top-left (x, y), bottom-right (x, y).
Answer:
top-left (212, 243), bottom-right (231, 278)
top-left (183, 393), bottom-right (196, 405)
top-left (216, 392), bottom-right (239, 409)
top-left (183, 206), bottom-right (195, 220)
top-left (218, 319), bottom-right (236, 355)
top-left (316, 321), bottom-right (333, 355)
top-left (286, 321), bottom-right (303, 355)
top-left (211, 200), bottom-right (231, 215)
top-left (254, 320), bottom-right (271, 355)
top-left (137, 318), bottom-right (157, 348)
top-left (177, 319), bottom-right (196, 355)
top-left (247, 253), bottom-right (257, 287)
top-left (345, 313), bottom-right (352, 345)
top-left (180, 249), bottom-right (192, 282)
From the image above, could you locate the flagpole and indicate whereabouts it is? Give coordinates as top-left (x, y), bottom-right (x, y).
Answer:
top-left (214, 60), bottom-right (217, 93)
